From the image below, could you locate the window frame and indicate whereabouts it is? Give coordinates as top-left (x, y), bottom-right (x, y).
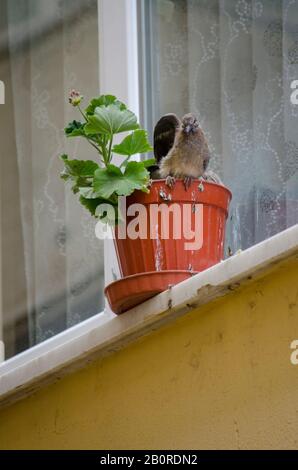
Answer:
top-left (0, 0), bottom-right (140, 361)
top-left (98, 0), bottom-right (140, 290)
top-left (0, 0), bottom-right (297, 376)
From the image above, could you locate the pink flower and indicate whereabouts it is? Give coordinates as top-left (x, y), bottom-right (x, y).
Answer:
top-left (69, 89), bottom-right (83, 107)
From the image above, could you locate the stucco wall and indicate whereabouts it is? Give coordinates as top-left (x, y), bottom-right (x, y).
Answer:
top-left (0, 257), bottom-right (298, 449)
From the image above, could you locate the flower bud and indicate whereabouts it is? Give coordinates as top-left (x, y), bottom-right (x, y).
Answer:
top-left (69, 89), bottom-right (83, 107)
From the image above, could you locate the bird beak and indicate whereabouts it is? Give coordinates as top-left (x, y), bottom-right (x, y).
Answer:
top-left (184, 125), bottom-right (192, 134)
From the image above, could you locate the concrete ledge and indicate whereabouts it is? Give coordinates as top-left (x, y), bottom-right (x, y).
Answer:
top-left (0, 224), bottom-right (298, 409)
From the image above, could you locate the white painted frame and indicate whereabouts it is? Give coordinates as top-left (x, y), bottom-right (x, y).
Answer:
top-left (98, 0), bottom-right (140, 288)
top-left (98, 0), bottom-right (139, 115)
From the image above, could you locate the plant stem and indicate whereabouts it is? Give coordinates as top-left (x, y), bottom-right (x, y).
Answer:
top-left (120, 155), bottom-right (131, 167)
top-left (107, 135), bottom-right (113, 163)
top-left (78, 105), bottom-right (88, 121)
top-left (85, 137), bottom-right (102, 153)
top-left (100, 137), bottom-right (108, 167)
top-left (77, 105), bottom-right (105, 159)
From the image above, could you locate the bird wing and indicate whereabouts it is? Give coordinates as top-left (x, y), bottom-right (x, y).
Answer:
top-left (203, 143), bottom-right (211, 171)
top-left (199, 128), bottom-right (211, 171)
top-left (153, 114), bottom-right (180, 162)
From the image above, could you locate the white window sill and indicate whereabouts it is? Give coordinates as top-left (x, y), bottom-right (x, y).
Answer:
top-left (0, 224), bottom-right (298, 409)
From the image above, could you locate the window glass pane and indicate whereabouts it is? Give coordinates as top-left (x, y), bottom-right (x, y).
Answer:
top-left (139, 0), bottom-right (298, 252)
top-left (0, 0), bottom-right (104, 359)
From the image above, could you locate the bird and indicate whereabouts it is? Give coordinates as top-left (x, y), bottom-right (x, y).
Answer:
top-left (151, 113), bottom-right (221, 189)
top-left (149, 113), bottom-right (180, 179)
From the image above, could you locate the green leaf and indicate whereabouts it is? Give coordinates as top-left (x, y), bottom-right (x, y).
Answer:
top-left (113, 129), bottom-right (153, 156)
top-left (60, 155), bottom-right (99, 194)
top-left (93, 161), bottom-right (150, 199)
top-left (96, 203), bottom-right (120, 225)
top-left (79, 189), bottom-right (119, 223)
top-left (65, 120), bottom-right (86, 137)
top-left (85, 104), bottom-right (139, 136)
top-left (60, 156), bottom-right (99, 178)
top-left (85, 95), bottom-right (126, 116)
top-left (79, 187), bottom-right (101, 199)
top-left (124, 161), bottom-right (150, 192)
top-left (142, 158), bottom-right (157, 168)
top-left (79, 195), bottom-right (107, 217)
top-left (80, 196), bottom-right (119, 224)
top-left (79, 187), bottom-right (116, 203)
top-left (64, 121), bottom-right (102, 146)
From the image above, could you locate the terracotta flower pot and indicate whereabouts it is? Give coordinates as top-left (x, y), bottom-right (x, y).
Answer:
top-left (105, 179), bottom-right (232, 314)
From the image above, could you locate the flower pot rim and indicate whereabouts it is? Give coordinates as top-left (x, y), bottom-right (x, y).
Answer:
top-left (104, 269), bottom-right (196, 293)
top-left (148, 178), bottom-right (232, 199)
top-left (126, 178), bottom-right (232, 214)
top-left (105, 270), bottom-right (196, 314)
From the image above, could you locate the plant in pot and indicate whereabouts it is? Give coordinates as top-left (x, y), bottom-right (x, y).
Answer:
top-left (61, 91), bottom-right (232, 314)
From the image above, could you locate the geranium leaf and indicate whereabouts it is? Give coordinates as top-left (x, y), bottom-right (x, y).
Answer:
top-left (142, 158), bottom-right (157, 168)
top-left (79, 196), bottom-right (104, 216)
top-left (60, 155), bottom-right (99, 194)
top-left (60, 156), bottom-right (99, 178)
top-left (93, 162), bottom-right (150, 199)
top-left (85, 104), bottom-right (139, 136)
top-left (65, 120), bottom-right (86, 137)
top-left (113, 129), bottom-right (153, 156)
top-left (85, 95), bottom-right (126, 116)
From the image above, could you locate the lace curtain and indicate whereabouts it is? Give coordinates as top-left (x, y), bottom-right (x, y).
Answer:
top-left (0, 0), bottom-right (104, 357)
top-left (143, 0), bottom-right (298, 253)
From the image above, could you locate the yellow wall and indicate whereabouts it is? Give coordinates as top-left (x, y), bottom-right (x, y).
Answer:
top-left (0, 258), bottom-right (298, 450)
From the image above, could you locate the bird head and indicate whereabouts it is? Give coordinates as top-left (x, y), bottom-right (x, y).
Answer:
top-left (181, 114), bottom-right (199, 135)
